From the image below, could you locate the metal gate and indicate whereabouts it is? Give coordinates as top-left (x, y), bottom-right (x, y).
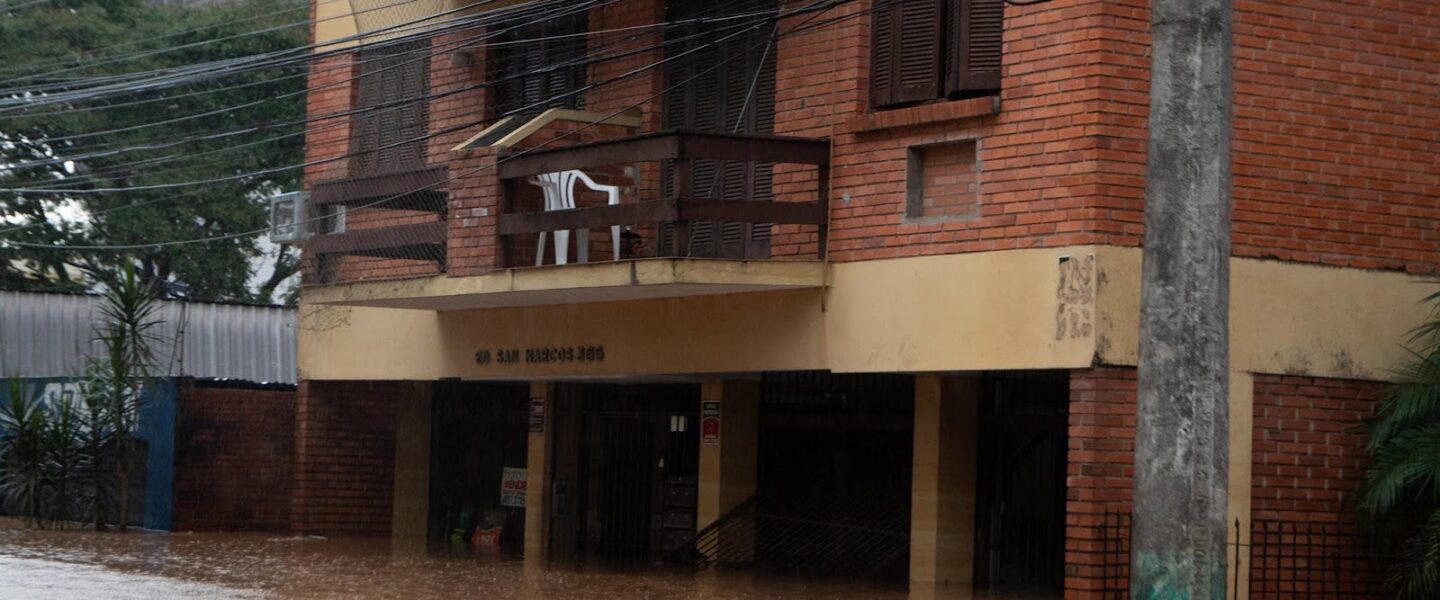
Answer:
top-left (975, 371), bottom-right (1069, 595)
top-left (1098, 515), bottom-right (1395, 599)
top-left (745, 371), bottom-right (915, 581)
top-left (547, 383), bottom-right (699, 565)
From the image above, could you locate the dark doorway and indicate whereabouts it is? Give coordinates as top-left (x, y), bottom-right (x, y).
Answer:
top-left (583, 414), bottom-right (655, 560)
top-left (427, 381), bottom-right (529, 553)
top-left (548, 383), bottom-right (700, 566)
top-left (752, 372), bottom-right (914, 582)
top-left (974, 371), bottom-right (1069, 596)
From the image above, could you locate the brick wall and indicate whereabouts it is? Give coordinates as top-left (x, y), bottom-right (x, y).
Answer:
top-left (304, 0), bottom-right (1440, 282)
top-left (914, 141), bottom-right (980, 219)
top-left (1061, 370), bottom-right (1388, 598)
top-left (1251, 374), bottom-right (1381, 523)
top-left (773, 0), bottom-right (1132, 262)
top-left (1094, 0), bottom-right (1440, 274)
top-left (171, 380), bottom-right (296, 532)
top-left (1065, 367), bottom-right (1137, 599)
top-left (1250, 374), bottom-right (1386, 597)
top-left (291, 380), bottom-right (401, 536)
top-left (302, 52), bottom-right (354, 185)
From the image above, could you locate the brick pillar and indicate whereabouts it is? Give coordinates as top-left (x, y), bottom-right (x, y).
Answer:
top-left (291, 380), bottom-right (400, 536)
top-left (446, 149), bottom-right (500, 276)
top-left (1064, 368), bottom-right (1137, 600)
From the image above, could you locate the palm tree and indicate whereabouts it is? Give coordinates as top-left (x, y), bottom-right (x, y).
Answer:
top-left (42, 391), bottom-right (85, 525)
top-left (1358, 289), bottom-right (1440, 598)
top-left (91, 264), bottom-right (161, 532)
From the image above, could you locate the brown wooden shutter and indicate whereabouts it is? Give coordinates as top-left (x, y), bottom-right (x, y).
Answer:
top-left (351, 40), bottom-right (430, 176)
top-left (872, 0), bottom-right (944, 107)
top-left (662, 0), bottom-right (776, 259)
top-left (491, 14), bottom-right (587, 119)
top-left (894, 0), bottom-right (944, 103)
top-left (948, 0), bottom-right (1003, 94)
top-left (870, 0), bottom-right (895, 106)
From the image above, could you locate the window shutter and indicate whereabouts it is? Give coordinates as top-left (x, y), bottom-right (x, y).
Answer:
top-left (351, 40), bottom-right (429, 176)
top-left (491, 15), bottom-right (587, 119)
top-left (870, 0), bottom-right (895, 106)
top-left (662, 2), bottom-right (776, 259)
top-left (948, 0), bottom-right (1003, 93)
top-left (894, 0), bottom-right (944, 103)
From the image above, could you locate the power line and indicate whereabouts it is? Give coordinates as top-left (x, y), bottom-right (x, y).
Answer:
top-left (7, 11), bottom-right (780, 188)
top-left (6, 0), bottom-right (846, 251)
top-left (1, 2), bottom-right (782, 181)
top-left (0, 0), bottom-right (63, 11)
top-left (0, 0), bottom-right (537, 102)
top-left (2, 12), bottom-right (775, 194)
top-left (0, 0), bottom-right (308, 79)
top-left (0, 0), bottom-right (589, 135)
top-left (0, 1), bottom-right (810, 243)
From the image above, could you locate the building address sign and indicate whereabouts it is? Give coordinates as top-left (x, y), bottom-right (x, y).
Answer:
top-left (474, 345), bottom-right (605, 365)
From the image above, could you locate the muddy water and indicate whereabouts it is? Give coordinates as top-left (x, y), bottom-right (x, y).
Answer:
top-left (0, 520), bottom-right (1036, 599)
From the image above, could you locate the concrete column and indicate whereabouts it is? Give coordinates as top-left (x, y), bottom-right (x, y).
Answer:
top-left (1225, 372), bottom-right (1253, 600)
top-left (1131, 0), bottom-right (1232, 594)
top-left (697, 379), bottom-right (759, 562)
top-left (523, 381), bottom-right (552, 571)
top-left (910, 375), bottom-right (981, 586)
top-left (390, 382), bottom-right (432, 541)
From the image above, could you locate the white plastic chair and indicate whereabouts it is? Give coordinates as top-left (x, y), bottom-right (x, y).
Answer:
top-left (527, 170), bottom-right (622, 265)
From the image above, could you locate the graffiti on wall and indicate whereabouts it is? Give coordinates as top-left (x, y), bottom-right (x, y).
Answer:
top-left (1056, 254), bottom-right (1095, 341)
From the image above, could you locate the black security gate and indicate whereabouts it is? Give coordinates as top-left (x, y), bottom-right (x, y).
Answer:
top-left (750, 371), bottom-right (915, 581)
top-left (1249, 519), bottom-right (1391, 599)
top-left (975, 371), bottom-right (1068, 596)
top-left (548, 384), bottom-right (699, 566)
top-left (1098, 515), bottom-right (1395, 599)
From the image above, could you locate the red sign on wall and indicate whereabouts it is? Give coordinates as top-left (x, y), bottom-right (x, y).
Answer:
top-left (701, 401), bottom-right (721, 445)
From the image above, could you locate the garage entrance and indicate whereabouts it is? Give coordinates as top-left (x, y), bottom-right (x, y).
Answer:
top-left (427, 381), bottom-right (530, 553)
top-left (547, 383), bottom-right (700, 566)
top-left (750, 372), bottom-right (915, 581)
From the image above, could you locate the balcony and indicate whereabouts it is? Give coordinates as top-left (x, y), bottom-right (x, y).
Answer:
top-left (496, 130), bottom-right (830, 265)
top-left (304, 130), bottom-right (831, 310)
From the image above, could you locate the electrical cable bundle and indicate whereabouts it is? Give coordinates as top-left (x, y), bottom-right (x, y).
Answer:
top-left (0, 0), bottom-right (871, 297)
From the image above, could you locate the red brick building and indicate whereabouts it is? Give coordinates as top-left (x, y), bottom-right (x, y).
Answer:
top-left (294, 0), bottom-right (1437, 597)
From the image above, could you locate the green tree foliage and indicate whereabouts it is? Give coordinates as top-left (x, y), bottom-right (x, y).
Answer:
top-left (0, 0), bottom-right (305, 303)
top-left (1358, 289), bottom-right (1440, 598)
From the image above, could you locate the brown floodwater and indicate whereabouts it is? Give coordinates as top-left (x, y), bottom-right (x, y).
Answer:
top-left (0, 519), bottom-right (1041, 599)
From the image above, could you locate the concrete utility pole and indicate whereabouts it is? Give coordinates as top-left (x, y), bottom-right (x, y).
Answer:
top-left (1131, 0), bottom-right (1232, 596)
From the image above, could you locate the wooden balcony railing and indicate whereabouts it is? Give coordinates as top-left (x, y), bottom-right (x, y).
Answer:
top-left (496, 130), bottom-right (830, 267)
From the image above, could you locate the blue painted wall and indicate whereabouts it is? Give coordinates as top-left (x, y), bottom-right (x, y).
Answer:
top-left (138, 378), bottom-right (176, 531)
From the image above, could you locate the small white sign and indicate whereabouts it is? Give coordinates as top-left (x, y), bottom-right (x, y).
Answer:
top-left (501, 467), bottom-right (527, 508)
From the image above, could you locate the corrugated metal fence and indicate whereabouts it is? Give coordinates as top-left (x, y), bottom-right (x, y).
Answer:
top-left (0, 291), bottom-right (296, 384)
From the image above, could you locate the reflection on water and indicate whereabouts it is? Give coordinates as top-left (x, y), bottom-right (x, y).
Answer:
top-left (0, 519), bottom-right (1037, 599)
